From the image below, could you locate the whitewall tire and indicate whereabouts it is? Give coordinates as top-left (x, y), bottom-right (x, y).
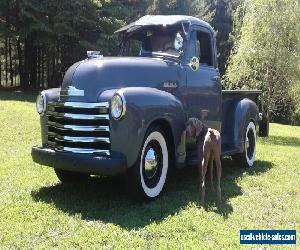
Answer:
top-left (233, 121), bottom-right (256, 167)
top-left (245, 121), bottom-right (256, 166)
top-left (131, 127), bottom-right (169, 200)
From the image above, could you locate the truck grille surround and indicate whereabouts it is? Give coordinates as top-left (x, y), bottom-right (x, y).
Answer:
top-left (46, 102), bottom-right (111, 157)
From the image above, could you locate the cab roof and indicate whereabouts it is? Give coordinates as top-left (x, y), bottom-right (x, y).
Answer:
top-left (115, 15), bottom-right (214, 34)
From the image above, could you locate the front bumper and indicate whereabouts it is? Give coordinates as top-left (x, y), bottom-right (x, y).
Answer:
top-left (32, 146), bottom-right (127, 176)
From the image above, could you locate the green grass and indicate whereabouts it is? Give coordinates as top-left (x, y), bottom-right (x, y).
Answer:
top-left (0, 91), bottom-right (299, 249)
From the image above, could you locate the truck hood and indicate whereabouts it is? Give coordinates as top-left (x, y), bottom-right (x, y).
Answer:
top-left (60, 57), bottom-right (181, 102)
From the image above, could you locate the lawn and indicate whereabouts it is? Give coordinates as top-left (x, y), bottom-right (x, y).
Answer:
top-left (0, 91), bottom-right (299, 249)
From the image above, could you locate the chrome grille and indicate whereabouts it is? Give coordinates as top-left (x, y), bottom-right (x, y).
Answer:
top-left (46, 102), bottom-right (110, 156)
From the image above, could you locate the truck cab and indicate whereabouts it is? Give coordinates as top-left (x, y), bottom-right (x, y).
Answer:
top-left (32, 15), bottom-right (266, 200)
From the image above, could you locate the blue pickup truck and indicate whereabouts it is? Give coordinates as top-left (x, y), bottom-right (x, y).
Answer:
top-left (32, 15), bottom-right (268, 199)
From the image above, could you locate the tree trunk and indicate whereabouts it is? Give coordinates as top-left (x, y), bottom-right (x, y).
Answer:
top-left (41, 47), bottom-right (45, 88)
top-left (46, 49), bottom-right (50, 88)
top-left (17, 38), bottom-right (25, 89)
top-left (14, 45), bottom-right (17, 86)
top-left (56, 43), bottom-right (61, 85)
top-left (23, 38), bottom-right (30, 89)
top-left (5, 38), bottom-right (8, 87)
top-left (51, 48), bottom-right (55, 88)
top-left (15, 0), bottom-right (22, 88)
top-left (37, 46), bottom-right (41, 88)
top-left (29, 44), bottom-right (37, 89)
top-left (8, 38), bottom-right (14, 87)
top-left (0, 53), bottom-right (2, 87)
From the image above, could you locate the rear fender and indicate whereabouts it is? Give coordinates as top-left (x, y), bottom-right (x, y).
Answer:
top-left (231, 98), bottom-right (259, 152)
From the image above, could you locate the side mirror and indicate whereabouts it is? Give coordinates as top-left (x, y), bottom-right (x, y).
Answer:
top-left (174, 32), bottom-right (184, 51)
top-left (189, 57), bottom-right (200, 71)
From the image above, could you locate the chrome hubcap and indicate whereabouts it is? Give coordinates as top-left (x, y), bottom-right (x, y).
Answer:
top-left (144, 147), bottom-right (158, 179)
top-left (246, 137), bottom-right (250, 150)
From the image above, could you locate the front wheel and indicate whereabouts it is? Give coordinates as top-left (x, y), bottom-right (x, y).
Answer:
top-left (233, 121), bottom-right (256, 167)
top-left (130, 127), bottom-right (169, 200)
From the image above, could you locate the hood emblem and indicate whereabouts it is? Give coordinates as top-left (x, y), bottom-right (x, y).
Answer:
top-left (163, 81), bottom-right (177, 88)
top-left (66, 86), bottom-right (85, 97)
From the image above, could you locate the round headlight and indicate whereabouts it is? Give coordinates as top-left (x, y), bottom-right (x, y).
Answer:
top-left (111, 93), bottom-right (126, 120)
top-left (36, 92), bottom-right (46, 115)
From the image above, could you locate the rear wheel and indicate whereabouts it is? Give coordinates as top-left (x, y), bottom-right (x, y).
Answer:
top-left (55, 169), bottom-right (90, 183)
top-left (233, 121), bottom-right (256, 167)
top-left (130, 127), bottom-right (169, 200)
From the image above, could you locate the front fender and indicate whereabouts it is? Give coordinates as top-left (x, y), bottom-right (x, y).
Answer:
top-left (43, 88), bottom-right (61, 103)
top-left (107, 87), bottom-right (186, 168)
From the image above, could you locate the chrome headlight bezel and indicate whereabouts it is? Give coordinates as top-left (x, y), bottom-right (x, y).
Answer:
top-left (36, 91), bottom-right (47, 115)
top-left (111, 91), bottom-right (126, 120)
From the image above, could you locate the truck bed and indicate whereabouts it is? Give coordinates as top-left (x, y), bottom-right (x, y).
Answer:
top-left (222, 89), bottom-right (261, 104)
top-left (186, 89), bottom-right (262, 165)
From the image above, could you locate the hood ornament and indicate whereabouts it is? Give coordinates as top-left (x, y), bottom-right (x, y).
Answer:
top-left (87, 51), bottom-right (103, 59)
top-left (61, 86), bottom-right (85, 97)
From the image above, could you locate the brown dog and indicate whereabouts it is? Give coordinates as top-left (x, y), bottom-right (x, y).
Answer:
top-left (186, 118), bottom-right (222, 206)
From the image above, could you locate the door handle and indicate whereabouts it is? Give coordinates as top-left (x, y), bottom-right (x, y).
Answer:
top-left (211, 76), bottom-right (220, 81)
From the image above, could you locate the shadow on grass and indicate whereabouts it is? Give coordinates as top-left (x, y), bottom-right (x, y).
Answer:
top-left (260, 135), bottom-right (300, 147)
top-left (31, 159), bottom-right (272, 229)
top-left (199, 159), bottom-right (273, 218)
top-left (0, 90), bottom-right (37, 103)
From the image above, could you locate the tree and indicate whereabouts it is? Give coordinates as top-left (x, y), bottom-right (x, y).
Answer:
top-left (210, 0), bottom-right (243, 75)
top-left (224, 0), bottom-right (300, 123)
top-left (96, 0), bottom-right (149, 55)
top-left (0, 0), bottom-right (106, 89)
top-left (147, 0), bottom-right (213, 21)
top-left (0, 0), bottom-right (151, 89)
top-left (147, 0), bottom-right (242, 76)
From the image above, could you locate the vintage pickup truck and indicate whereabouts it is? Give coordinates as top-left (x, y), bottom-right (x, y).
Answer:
top-left (32, 15), bottom-right (268, 199)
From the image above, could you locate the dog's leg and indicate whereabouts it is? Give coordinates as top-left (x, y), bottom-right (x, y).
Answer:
top-left (200, 153), bottom-right (209, 206)
top-left (197, 161), bottom-right (202, 199)
top-left (209, 160), bottom-right (215, 192)
top-left (215, 156), bottom-right (222, 203)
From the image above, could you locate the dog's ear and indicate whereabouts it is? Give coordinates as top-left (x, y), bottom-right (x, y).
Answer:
top-left (194, 119), bottom-right (204, 137)
top-left (186, 118), bottom-right (194, 128)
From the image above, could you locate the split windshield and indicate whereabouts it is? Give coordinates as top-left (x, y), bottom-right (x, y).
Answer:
top-left (119, 25), bottom-right (184, 59)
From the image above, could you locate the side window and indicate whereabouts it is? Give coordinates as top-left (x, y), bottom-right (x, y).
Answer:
top-left (189, 32), bottom-right (200, 59)
top-left (189, 30), bottom-right (213, 67)
top-left (124, 39), bottom-right (142, 56)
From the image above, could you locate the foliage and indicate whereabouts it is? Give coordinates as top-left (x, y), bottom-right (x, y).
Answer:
top-left (0, 92), bottom-right (300, 248)
top-left (210, 0), bottom-right (243, 75)
top-left (147, 0), bottom-right (238, 75)
top-left (0, 0), bottom-right (149, 88)
top-left (290, 79), bottom-right (300, 123)
top-left (224, 0), bottom-right (300, 123)
top-left (1, 0), bottom-right (299, 122)
top-left (0, 0), bottom-right (240, 89)
top-left (147, 0), bottom-right (212, 20)
top-left (97, 0), bottom-right (149, 55)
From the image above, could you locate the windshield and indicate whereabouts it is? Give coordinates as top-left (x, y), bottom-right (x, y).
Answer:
top-left (119, 25), bottom-right (184, 59)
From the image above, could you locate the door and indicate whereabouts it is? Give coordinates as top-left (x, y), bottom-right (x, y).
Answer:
top-left (184, 27), bottom-right (222, 151)
top-left (185, 28), bottom-right (221, 129)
